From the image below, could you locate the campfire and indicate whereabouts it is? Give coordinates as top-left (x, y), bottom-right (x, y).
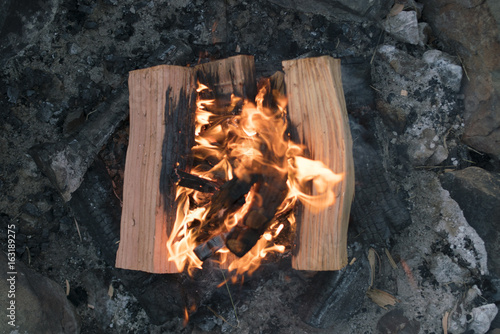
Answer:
top-left (167, 78), bottom-right (343, 278)
top-left (115, 55), bottom-right (354, 278)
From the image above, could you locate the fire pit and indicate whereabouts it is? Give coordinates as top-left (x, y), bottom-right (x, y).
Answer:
top-left (2, 0), bottom-right (499, 333)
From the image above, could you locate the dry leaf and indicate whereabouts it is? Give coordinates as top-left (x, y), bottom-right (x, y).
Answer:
top-left (65, 279), bottom-right (70, 296)
top-left (442, 311), bottom-right (449, 334)
top-left (108, 284), bottom-right (114, 299)
top-left (366, 288), bottom-right (399, 309)
top-left (401, 89), bottom-right (408, 96)
top-left (368, 248), bottom-right (376, 288)
top-left (388, 3), bottom-right (405, 17)
top-left (385, 248), bottom-right (398, 269)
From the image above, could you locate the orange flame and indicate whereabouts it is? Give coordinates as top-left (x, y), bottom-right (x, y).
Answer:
top-left (165, 79), bottom-right (343, 278)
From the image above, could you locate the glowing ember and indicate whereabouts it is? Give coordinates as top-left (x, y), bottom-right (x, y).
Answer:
top-left (165, 78), bottom-right (343, 278)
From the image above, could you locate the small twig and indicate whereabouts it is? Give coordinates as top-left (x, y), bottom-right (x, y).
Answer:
top-left (220, 269), bottom-right (239, 327)
top-left (457, 54), bottom-right (470, 81)
top-left (369, 85), bottom-right (381, 93)
top-left (25, 246), bottom-right (31, 265)
top-left (442, 126), bottom-right (453, 153)
top-left (206, 306), bottom-right (239, 329)
top-left (74, 217), bottom-right (83, 242)
top-left (415, 165), bottom-right (456, 169)
top-left (466, 145), bottom-right (484, 155)
top-left (370, 30), bottom-right (384, 64)
top-left (112, 187), bottom-right (123, 206)
top-left (86, 109), bottom-right (97, 120)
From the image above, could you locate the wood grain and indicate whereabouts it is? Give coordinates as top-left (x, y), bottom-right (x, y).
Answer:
top-left (116, 56), bottom-right (256, 273)
top-left (283, 56), bottom-right (355, 271)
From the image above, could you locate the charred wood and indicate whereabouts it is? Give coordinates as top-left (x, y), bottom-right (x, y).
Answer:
top-left (225, 171), bottom-right (288, 257)
top-left (349, 118), bottom-right (411, 244)
top-left (175, 169), bottom-right (219, 193)
top-left (194, 174), bottom-right (261, 242)
top-left (193, 235), bottom-right (225, 261)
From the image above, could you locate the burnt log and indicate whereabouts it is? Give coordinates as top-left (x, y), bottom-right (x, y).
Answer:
top-left (116, 55), bottom-right (257, 273)
top-left (225, 171), bottom-right (289, 257)
top-left (349, 118), bottom-right (411, 244)
top-left (175, 169), bottom-right (220, 193)
top-left (194, 174), bottom-right (261, 243)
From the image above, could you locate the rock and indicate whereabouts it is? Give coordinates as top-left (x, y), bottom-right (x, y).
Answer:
top-left (377, 309), bottom-right (420, 334)
top-left (421, 0), bottom-right (500, 157)
top-left (434, 184), bottom-right (488, 276)
top-left (422, 50), bottom-right (463, 93)
top-left (266, 0), bottom-right (392, 22)
top-left (407, 140), bottom-right (434, 166)
top-left (418, 22), bottom-right (431, 45)
top-left (440, 167), bottom-right (500, 276)
top-left (383, 10), bottom-right (420, 45)
top-left (468, 304), bottom-right (498, 334)
top-left (0, 252), bottom-right (80, 333)
top-left (407, 128), bottom-right (449, 166)
top-left (372, 45), bottom-right (462, 166)
top-left (430, 254), bottom-right (470, 284)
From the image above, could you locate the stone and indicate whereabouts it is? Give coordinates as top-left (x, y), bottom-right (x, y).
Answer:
top-left (418, 22), bottom-right (431, 46)
top-left (421, 0), bottom-right (500, 157)
top-left (383, 10), bottom-right (420, 45)
top-left (377, 309), bottom-right (420, 334)
top-left (430, 254), bottom-right (470, 284)
top-left (422, 50), bottom-right (463, 93)
top-left (372, 44), bottom-right (463, 166)
top-left (468, 304), bottom-right (498, 334)
top-left (440, 167), bottom-right (500, 276)
top-left (434, 185), bottom-right (488, 276)
top-left (0, 252), bottom-right (80, 333)
top-left (407, 128), bottom-right (449, 166)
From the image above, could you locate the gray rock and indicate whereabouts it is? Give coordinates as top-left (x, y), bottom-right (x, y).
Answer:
top-left (372, 45), bottom-right (463, 165)
top-left (440, 167), bottom-right (500, 276)
top-left (422, 50), bottom-right (463, 93)
top-left (430, 254), bottom-right (470, 284)
top-left (407, 140), bottom-right (435, 166)
top-left (468, 304), bottom-right (498, 334)
top-left (377, 309), bottom-right (420, 334)
top-left (422, 0), bottom-right (500, 156)
top-left (407, 128), bottom-right (448, 166)
top-left (383, 10), bottom-right (420, 45)
top-left (418, 22), bottom-right (431, 46)
top-left (0, 252), bottom-right (80, 333)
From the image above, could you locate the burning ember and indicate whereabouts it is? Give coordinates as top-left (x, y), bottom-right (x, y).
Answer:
top-left (166, 78), bottom-right (344, 278)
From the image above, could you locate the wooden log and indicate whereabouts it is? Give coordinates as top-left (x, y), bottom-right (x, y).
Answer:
top-left (283, 56), bottom-right (355, 271)
top-left (116, 55), bottom-right (256, 273)
top-left (115, 64), bottom-right (196, 273)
